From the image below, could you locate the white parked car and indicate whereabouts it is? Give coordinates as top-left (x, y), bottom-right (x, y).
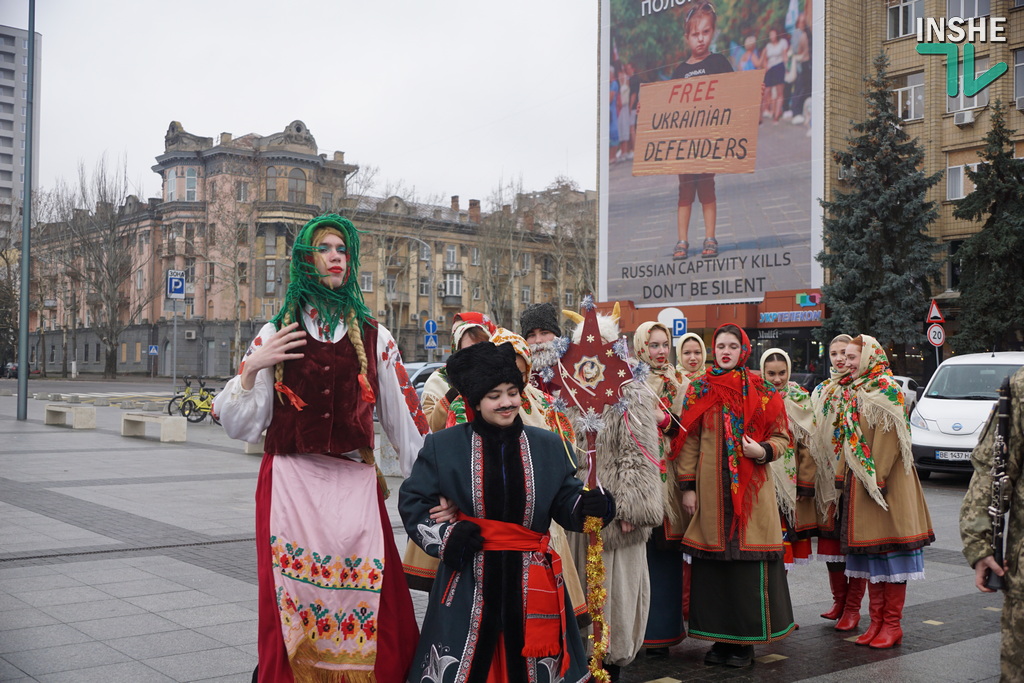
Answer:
top-left (892, 375), bottom-right (922, 415)
top-left (910, 352), bottom-right (1024, 479)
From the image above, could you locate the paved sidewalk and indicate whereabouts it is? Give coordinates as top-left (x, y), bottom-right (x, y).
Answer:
top-left (0, 392), bottom-right (1003, 682)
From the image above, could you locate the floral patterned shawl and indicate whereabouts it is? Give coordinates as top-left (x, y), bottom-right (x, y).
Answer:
top-left (673, 325), bottom-right (789, 533)
top-left (759, 348), bottom-right (812, 524)
top-left (817, 335), bottom-right (911, 510)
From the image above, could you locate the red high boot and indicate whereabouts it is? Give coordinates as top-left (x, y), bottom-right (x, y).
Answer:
top-left (682, 561), bottom-right (692, 621)
top-left (869, 582), bottom-right (906, 649)
top-left (835, 577), bottom-right (867, 631)
top-left (855, 581), bottom-right (885, 645)
top-left (820, 570), bottom-right (848, 620)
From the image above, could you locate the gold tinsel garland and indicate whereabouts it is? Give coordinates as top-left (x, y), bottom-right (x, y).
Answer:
top-left (584, 514), bottom-right (610, 682)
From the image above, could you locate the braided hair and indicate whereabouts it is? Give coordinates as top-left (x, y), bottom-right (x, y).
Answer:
top-left (270, 214), bottom-right (376, 404)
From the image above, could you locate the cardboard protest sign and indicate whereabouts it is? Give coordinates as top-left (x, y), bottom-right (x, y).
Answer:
top-left (632, 69), bottom-right (763, 176)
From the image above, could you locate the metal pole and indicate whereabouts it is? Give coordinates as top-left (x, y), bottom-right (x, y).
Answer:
top-left (405, 237), bottom-right (434, 362)
top-left (16, 1), bottom-right (37, 420)
top-left (172, 299), bottom-right (177, 389)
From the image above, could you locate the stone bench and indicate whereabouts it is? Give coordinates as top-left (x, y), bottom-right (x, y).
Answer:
top-left (121, 413), bottom-right (187, 443)
top-left (45, 404), bottom-right (96, 430)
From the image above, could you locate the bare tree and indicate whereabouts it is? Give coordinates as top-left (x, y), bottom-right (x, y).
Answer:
top-left (45, 158), bottom-right (157, 378)
top-left (478, 176), bottom-right (531, 327)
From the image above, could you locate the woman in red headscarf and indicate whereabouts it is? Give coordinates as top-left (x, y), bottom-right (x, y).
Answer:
top-left (672, 324), bottom-right (796, 668)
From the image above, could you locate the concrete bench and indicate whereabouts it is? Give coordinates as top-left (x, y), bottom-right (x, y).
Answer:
top-left (121, 413), bottom-right (187, 443)
top-left (244, 432), bottom-right (266, 454)
top-left (45, 404), bottom-right (96, 430)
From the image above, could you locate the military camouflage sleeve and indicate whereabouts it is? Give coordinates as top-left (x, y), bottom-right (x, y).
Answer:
top-left (960, 407), bottom-right (996, 568)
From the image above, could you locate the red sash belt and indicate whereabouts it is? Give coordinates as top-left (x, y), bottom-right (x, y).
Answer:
top-left (459, 514), bottom-right (570, 675)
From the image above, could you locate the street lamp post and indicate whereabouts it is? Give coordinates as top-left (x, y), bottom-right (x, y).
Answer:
top-left (402, 237), bottom-right (435, 362)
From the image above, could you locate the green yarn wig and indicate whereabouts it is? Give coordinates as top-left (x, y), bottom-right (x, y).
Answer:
top-left (270, 214), bottom-right (374, 336)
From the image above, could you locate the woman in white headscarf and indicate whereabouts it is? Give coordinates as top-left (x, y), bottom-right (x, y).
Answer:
top-left (634, 322), bottom-right (690, 655)
top-left (675, 332), bottom-right (707, 382)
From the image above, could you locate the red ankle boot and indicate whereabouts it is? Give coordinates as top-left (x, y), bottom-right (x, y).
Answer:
top-left (835, 577), bottom-right (866, 631)
top-left (855, 581), bottom-right (885, 645)
top-left (869, 582), bottom-right (906, 649)
top-left (820, 569), bottom-right (848, 620)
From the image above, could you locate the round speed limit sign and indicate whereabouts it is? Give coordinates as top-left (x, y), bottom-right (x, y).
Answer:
top-left (927, 323), bottom-right (945, 347)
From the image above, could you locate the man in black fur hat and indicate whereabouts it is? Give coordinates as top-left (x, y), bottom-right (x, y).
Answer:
top-left (400, 341), bottom-right (614, 681)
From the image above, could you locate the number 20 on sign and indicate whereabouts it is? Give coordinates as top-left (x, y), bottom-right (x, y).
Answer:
top-left (927, 323), bottom-right (945, 347)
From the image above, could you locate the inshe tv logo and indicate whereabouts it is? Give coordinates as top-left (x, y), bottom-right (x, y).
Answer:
top-left (915, 17), bottom-right (1008, 97)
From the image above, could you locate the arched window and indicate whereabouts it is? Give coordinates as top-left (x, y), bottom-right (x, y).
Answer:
top-left (265, 167), bottom-right (277, 202)
top-left (288, 168), bottom-right (306, 204)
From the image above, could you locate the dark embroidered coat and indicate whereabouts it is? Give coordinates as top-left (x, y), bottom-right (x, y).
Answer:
top-left (399, 420), bottom-right (591, 683)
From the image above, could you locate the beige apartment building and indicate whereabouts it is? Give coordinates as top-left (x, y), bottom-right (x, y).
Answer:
top-left (26, 121), bottom-right (595, 377)
top-left (825, 0), bottom-right (1024, 306)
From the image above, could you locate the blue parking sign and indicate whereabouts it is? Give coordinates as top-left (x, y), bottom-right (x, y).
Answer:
top-left (673, 318), bottom-right (688, 336)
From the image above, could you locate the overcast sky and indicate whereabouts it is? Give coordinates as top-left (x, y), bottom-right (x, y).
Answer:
top-left (0, 0), bottom-right (600, 208)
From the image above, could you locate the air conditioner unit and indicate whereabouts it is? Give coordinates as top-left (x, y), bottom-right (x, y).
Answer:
top-left (954, 110), bottom-right (975, 127)
top-left (437, 314), bottom-right (445, 325)
top-left (1016, 96), bottom-right (1024, 112)
top-left (837, 165), bottom-right (854, 181)
top-left (184, 330), bottom-right (197, 340)
top-left (410, 313), bottom-right (419, 323)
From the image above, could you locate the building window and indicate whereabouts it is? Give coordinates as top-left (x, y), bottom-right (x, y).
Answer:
top-left (185, 258), bottom-right (196, 282)
top-left (136, 269), bottom-right (144, 290)
top-left (236, 222), bottom-right (248, 245)
top-left (1015, 49), bottom-right (1024, 104)
top-left (360, 271), bottom-right (373, 292)
top-left (473, 285), bottom-right (481, 300)
top-left (185, 168), bottom-right (197, 201)
top-left (471, 247), bottom-right (480, 265)
top-left (135, 342), bottom-right (142, 363)
top-left (948, 240), bottom-right (964, 289)
top-left (264, 225), bottom-right (277, 255)
top-left (565, 290), bottom-right (575, 308)
top-left (947, 0), bottom-right (989, 18)
top-left (946, 161), bottom-right (979, 200)
top-left (948, 57), bottom-right (990, 111)
top-left (420, 244), bottom-right (430, 261)
top-left (445, 272), bottom-right (463, 297)
top-left (266, 260), bottom-right (277, 295)
top-left (521, 253), bottom-right (532, 270)
top-left (235, 181), bottom-right (249, 202)
top-left (167, 168), bottom-right (176, 201)
top-left (888, 0), bottom-right (922, 39)
top-left (521, 286), bottom-right (531, 304)
top-left (321, 191), bottom-right (333, 211)
top-left (385, 275), bottom-right (397, 295)
top-left (542, 256), bottom-right (555, 279)
top-left (237, 261), bottom-right (248, 283)
top-left (419, 277), bottom-right (430, 296)
top-left (265, 167), bottom-right (277, 201)
top-left (288, 168), bottom-right (306, 204)
top-left (445, 244), bottom-right (457, 264)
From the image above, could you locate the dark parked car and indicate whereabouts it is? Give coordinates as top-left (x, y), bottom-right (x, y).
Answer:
top-left (790, 371), bottom-right (826, 393)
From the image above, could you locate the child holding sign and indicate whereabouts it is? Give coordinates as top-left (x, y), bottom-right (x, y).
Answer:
top-left (671, 1), bottom-right (732, 261)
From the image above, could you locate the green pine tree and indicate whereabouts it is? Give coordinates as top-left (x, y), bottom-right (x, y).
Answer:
top-left (949, 100), bottom-right (1024, 353)
top-left (817, 53), bottom-right (943, 355)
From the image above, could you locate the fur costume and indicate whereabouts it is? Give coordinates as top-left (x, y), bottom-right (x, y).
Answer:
top-left (562, 305), bottom-right (663, 668)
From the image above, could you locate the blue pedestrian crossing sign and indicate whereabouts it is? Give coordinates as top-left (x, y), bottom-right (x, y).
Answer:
top-left (148, 345), bottom-right (159, 356)
top-left (166, 270), bottom-right (186, 300)
top-left (424, 334), bottom-right (439, 350)
top-left (673, 317), bottom-right (688, 336)
top-left (424, 319), bottom-right (438, 334)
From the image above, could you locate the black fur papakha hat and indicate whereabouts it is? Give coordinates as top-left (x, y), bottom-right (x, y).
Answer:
top-left (446, 341), bottom-right (525, 409)
top-left (519, 302), bottom-right (562, 338)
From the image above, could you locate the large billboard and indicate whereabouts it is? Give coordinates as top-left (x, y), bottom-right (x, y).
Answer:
top-left (599, 0), bottom-right (824, 308)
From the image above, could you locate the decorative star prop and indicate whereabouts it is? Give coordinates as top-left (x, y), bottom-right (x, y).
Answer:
top-left (559, 304), bottom-right (633, 422)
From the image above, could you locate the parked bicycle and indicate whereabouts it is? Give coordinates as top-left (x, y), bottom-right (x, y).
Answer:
top-left (168, 376), bottom-right (220, 424)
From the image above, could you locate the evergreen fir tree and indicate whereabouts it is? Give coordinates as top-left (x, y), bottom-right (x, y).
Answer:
top-left (949, 100), bottom-right (1024, 353)
top-left (817, 53), bottom-right (943, 352)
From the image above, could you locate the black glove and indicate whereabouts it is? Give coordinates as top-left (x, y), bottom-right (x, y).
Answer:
top-left (576, 488), bottom-right (616, 527)
top-left (441, 520), bottom-right (484, 570)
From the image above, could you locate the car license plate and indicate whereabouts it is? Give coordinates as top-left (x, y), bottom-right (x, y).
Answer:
top-left (935, 450), bottom-right (971, 461)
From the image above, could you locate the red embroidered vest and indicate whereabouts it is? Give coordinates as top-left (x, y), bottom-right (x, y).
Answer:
top-left (265, 323), bottom-right (378, 458)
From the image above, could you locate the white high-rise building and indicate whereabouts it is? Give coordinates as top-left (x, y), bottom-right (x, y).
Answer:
top-left (0, 24), bottom-right (41, 245)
